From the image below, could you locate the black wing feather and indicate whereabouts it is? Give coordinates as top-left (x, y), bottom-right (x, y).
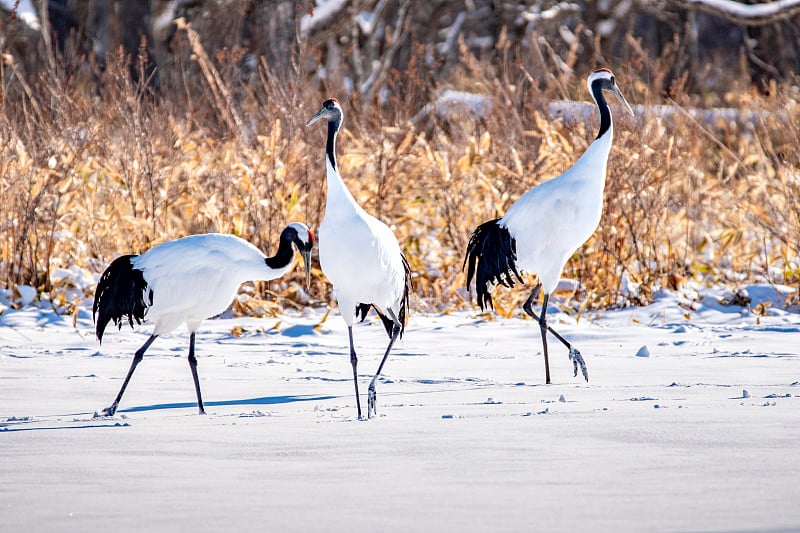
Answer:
top-left (93, 255), bottom-right (151, 342)
top-left (463, 218), bottom-right (522, 310)
top-left (354, 253), bottom-right (412, 339)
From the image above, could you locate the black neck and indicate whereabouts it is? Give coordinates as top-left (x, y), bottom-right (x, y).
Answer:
top-left (265, 233), bottom-right (295, 270)
top-left (326, 119), bottom-right (339, 171)
top-left (591, 81), bottom-right (612, 140)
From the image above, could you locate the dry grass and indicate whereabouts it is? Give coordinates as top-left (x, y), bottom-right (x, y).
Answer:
top-left (1, 32), bottom-right (798, 318)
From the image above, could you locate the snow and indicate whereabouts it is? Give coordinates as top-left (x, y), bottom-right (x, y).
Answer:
top-left (300, 0), bottom-right (349, 37)
top-left (685, 0), bottom-right (800, 20)
top-left (0, 0), bottom-right (40, 31)
top-left (1, 289), bottom-right (799, 531)
top-left (13, 285), bottom-right (37, 307)
top-left (413, 94), bottom-right (781, 131)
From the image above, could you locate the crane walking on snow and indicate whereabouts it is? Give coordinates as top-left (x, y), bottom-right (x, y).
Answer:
top-left (307, 98), bottom-right (412, 420)
top-left (93, 223), bottom-right (314, 416)
top-left (464, 68), bottom-right (634, 384)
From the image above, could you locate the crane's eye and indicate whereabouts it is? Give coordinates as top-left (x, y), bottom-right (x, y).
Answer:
top-left (610, 76), bottom-right (615, 84)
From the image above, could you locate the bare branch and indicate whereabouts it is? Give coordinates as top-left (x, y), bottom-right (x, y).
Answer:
top-left (674, 0), bottom-right (800, 25)
top-left (174, 18), bottom-right (252, 145)
top-left (300, 0), bottom-right (349, 37)
top-left (359, 0), bottom-right (410, 97)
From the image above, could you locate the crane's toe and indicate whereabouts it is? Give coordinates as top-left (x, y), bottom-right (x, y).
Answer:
top-left (367, 383), bottom-right (377, 418)
top-left (96, 404), bottom-right (118, 418)
top-left (569, 347), bottom-right (589, 382)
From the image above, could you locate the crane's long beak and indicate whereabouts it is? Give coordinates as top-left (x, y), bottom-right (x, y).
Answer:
top-left (306, 108), bottom-right (325, 127)
top-left (613, 85), bottom-right (635, 116)
top-left (300, 248), bottom-right (312, 288)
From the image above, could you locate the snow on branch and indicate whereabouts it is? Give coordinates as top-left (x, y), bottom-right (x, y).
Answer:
top-left (677, 0), bottom-right (800, 25)
top-left (520, 2), bottom-right (581, 24)
top-left (0, 0), bottom-right (40, 30)
top-left (412, 90), bottom-right (784, 131)
top-left (300, 0), bottom-right (349, 37)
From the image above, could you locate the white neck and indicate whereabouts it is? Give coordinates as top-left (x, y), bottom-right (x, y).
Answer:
top-left (572, 122), bottom-right (613, 185)
top-left (324, 157), bottom-right (361, 216)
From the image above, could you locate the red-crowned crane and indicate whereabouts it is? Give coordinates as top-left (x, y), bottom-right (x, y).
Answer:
top-left (464, 68), bottom-right (634, 384)
top-left (306, 98), bottom-right (412, 420)
top-left (93, 223), bottom-right (314, 416)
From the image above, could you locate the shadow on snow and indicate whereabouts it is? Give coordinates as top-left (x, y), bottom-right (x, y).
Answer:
top-left (120, 394), bottom-right (337, 413)
top-left (0, 395), bottom-right (337, 432)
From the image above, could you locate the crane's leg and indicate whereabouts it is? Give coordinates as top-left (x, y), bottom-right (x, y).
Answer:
top-left (538, 291), bottom-right (553, 384)
top-left (187, 332), bottom-right (205, 415)
top-left (348, 326), bottom-right (363, 420)
top-left (368, 310), bottom-right (402, 419)
top-left (522, 284), bottom-right (588, 382)
top-left (99, 334), bottom-right (158, 417)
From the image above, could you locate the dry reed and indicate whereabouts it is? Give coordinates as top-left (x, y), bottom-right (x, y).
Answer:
top-left (1, 28), bottom-right (798, 319)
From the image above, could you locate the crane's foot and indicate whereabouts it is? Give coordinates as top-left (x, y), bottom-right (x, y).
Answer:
top-left (569, 348), bottom-right (589, 382)
top-left (95, 403), bottom-right (118, 418)
top-left (367, 382), bottom-right (377, 419)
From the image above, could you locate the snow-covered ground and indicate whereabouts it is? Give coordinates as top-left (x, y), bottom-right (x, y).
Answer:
top-left (1, 286), bottom-right (799, 532)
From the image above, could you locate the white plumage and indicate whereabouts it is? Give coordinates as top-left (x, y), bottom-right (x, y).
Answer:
top-left (93, 223), bottom-right (314, 416)
top-left (132, 234), bottom-right (282, 334)
top-left (307, 98), bottom-right (412, 420)
top-left (319, 158), bottom-right (407, 314)
top-left (465, 68), bottom-right (633, 384)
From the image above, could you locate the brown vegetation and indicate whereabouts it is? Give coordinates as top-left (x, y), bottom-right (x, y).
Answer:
top-left (0, 2), bottom-right (798, 317)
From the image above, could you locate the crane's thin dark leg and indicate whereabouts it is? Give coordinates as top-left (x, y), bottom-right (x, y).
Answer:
top-left (368, 310), bottom-right (401, 419)
top-left (348, 326), bottom-right (363, 420)
top-left (522, 284), bottom-right (589, 382)
top-left (187, 332), bottom-right (205, 415)
top-left (540, 293), bottom-right (553, 384)
top-left (523, 288), bottom-right (579, 351)
top-left (99, 334), bottom-right (158, 417)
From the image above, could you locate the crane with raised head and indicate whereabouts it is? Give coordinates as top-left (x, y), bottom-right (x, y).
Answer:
top-left (465, 68), bottom-right (634, 384)
top-left (307, 98), bottom-right (412, 420)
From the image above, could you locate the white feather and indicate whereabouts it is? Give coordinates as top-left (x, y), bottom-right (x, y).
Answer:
top-left (308, 98), bottom-right (410, 418)
top-left (319, 157), bottom-right (406, 323)
top-left (500, 129), bottom-right (612, 291)
top-left (131, 233), bottom-right (290, 335)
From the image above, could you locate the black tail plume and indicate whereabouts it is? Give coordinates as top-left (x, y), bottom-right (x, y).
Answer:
top-left (93, 255), bottom-right (151, 342)
top-left (356, 303), bottom-right (396, 339)
top-left (355, 253), bottom-right (413, 339)
top-left (396, 253), bottom-right (412, 338)
top-left (463, 218), bottom-right (522, 310)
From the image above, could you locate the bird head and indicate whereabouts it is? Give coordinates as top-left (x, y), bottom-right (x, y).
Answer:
top-left (588, 69), bottom-right (634, 116)
top-left (306, 98), bottom-right (343, 127)
top-left (285, 222), bottom-right (315, 287)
